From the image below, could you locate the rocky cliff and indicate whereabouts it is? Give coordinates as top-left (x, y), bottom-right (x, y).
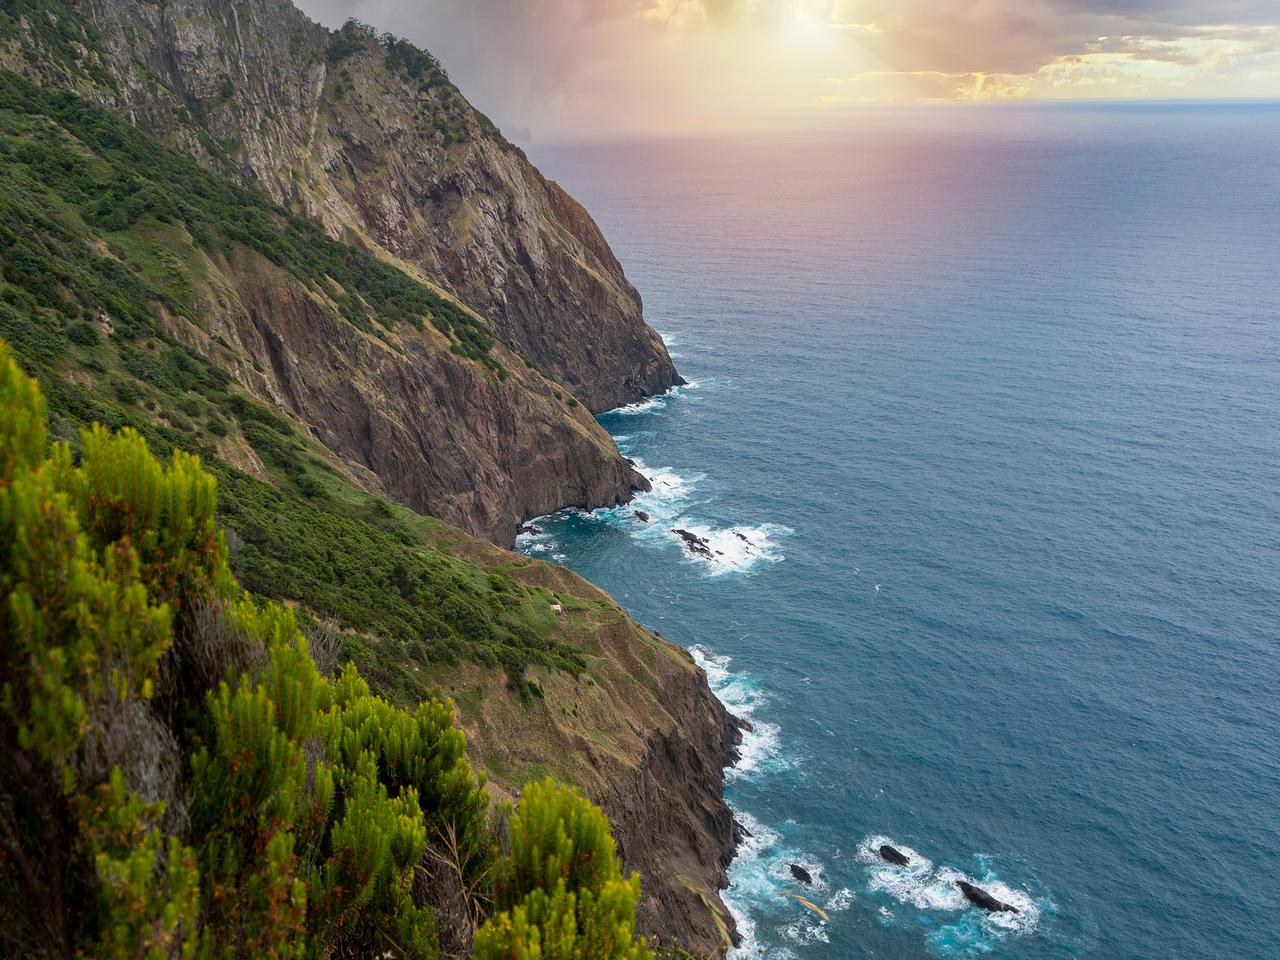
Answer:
top-left (164, 241), bottom-right (647, 544)
top-left (4, 0), bottom-right (680, 413)
top-left (424, 533), bottom-right (744, 956)
top-left (0, 2), bottom-right (740, 952)
top-left (0, 0), bottom-right (684, 543)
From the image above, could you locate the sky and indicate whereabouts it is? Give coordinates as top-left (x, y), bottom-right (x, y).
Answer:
top-left (294, 0), bottom-right (1280, 139)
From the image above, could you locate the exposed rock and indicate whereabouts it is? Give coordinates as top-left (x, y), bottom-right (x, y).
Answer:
top-left (634, 510), bottom-right (651, 523)
top-left (789, 864), bottom-right (813, 886)
top-left (3, 0), bottom-right (680, 544)
top-left (37, 0), bottom-right (680, 413)
top-left (159, 246), bottom-right (646, 544)
top-left (673, 528), bottom-right (714, 559)
top-left (879, 844), bottom-right (910, 866)
top-left (956, 880), bottom-right (1019, 914)
top-left (424, 549), bottom-right (744, 956)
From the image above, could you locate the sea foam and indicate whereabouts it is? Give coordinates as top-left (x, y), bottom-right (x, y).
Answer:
top-left (691, 648), bottom-right (829, 960)
top-left (857, 835), bottom-right (1045, 953)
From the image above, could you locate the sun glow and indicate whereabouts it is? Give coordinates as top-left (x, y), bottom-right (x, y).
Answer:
top-left (296, 0), bottom-right (1280, 139)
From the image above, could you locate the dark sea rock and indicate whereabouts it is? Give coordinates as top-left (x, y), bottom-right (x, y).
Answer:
top-left (879, 844), bottom-right (910, 866)
top-left (673, 528), bottom-right (714, 559)
top-left (956, 880), bottom-right (1019, 914)
top-left (789, 863), bottom-right (813, 886)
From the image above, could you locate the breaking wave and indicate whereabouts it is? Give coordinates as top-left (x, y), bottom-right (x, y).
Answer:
top-left (608, 380), bottom-right (699, 416)
top-left (857, 835), bottom-right (1047, 954)
top-left (691, 648), bottom-right (852, 960)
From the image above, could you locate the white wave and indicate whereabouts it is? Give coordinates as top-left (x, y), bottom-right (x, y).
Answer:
top-left (609, 383), bottom-right (681, 416)
top-left (723, 810), bottom-right (780, 960)
top-left (632, 459), bottom-right (700, 507)
top-left (858, 835), bottom-right (1044, 946)
top-left (825, 888), bottom-right (856, 912)
top-left (780, 918), bottom-right (829, 946)
top-left (692, 647), bottom-right (787, 781)
top-left (668, 521), bottom-right (790, 576)
top-left (689, 651), bottom-right (808, 960)
top-left (611, 394), bottom-right (669, 416)
top-left (559, 454), bottom-right (787, 577)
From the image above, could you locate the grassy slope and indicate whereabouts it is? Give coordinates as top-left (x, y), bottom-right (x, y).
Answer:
top-left (0, 70), bottom-right (688, 704)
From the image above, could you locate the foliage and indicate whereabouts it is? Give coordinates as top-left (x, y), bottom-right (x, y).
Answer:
top-left (0, 68), bottom-right (583, 684)
top-left (0, 346), bottom-right (644, 959)
top-left (0, 69), bottom-right (498, 364)
top-left (0, 343), bottom-right (523, 958)
top-left (473, 779), bottom-right (653, 960)
top-left (325, 19), bottom-right (500, 145)
top-left (0, 0), bottom-right (115, 88)
top-left (0, 342), bottom-right (210, 958)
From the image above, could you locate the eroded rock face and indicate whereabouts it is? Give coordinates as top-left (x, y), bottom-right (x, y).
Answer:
top-left (1, 0), bottom-right (679, 540)
top-left (59, 0), bottom-right (681, 412)
top-left (161, 247), bottom-right (646, 544)
top-left (423, 551), bottom-right (745, 957)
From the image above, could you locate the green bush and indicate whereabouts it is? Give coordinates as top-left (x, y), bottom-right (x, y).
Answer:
top-left (0, 342), bottom-right (646, 959)
top-left (475, 779), bottom-right (652, 960)
top-left (0, 69), bottom-right (581, 681)
top-left (0, 69), bottom-right (501, 370)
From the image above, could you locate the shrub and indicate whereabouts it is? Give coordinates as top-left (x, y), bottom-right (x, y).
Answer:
top-left (66, 320), bottom-right (98, 345)
top-left (0, 341), bottom-right (644, 959)
top-left (475, 779), bottom-right (652, 960)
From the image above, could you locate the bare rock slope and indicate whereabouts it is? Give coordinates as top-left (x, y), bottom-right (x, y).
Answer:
top-left (34, 0), bottom-right (681, 412)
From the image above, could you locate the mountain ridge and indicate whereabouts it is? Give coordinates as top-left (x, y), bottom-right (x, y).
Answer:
top-left (0, 2), bottom-right (741, 952)
top-left (2, 0), bottom-right (681, 413)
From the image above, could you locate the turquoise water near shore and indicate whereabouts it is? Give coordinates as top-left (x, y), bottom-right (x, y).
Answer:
top-left (522, 105), bottom-right (1280, 959)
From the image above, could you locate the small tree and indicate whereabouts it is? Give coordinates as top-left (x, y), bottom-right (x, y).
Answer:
top-left (0, 341), bottom-right (199, 958)
top-left (475, 779), bottom-right (652, 960)
top-left (0, 337), bottom-right (655, 960)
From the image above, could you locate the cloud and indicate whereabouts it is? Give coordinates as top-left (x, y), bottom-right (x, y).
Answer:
top-left (292, 0), bottom-right (1280, 137)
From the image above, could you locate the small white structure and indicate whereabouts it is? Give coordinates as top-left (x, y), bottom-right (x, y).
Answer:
top-left (550, 602), bottom-right (564, 616)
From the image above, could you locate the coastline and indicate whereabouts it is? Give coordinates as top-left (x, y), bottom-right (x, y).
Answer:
top-left (513, 379), bottom-right (766, 957)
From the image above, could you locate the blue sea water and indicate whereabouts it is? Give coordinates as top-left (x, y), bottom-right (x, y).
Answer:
top-left (523, 104), bottom-right (1280, 959)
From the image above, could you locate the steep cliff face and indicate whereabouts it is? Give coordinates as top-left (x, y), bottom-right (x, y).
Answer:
top-left (8, 0), bottom-right (680, 412)
top-left (166, 245), bottom-right (646, 543)
top-left (422, 536), bottom-right (743, 957)
top-left (0, 62), bottom-right (643, 542)
top-left (0, 5), bottom-right (740, 952)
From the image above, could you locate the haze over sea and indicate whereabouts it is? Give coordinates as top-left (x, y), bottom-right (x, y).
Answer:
top-left (521, 104), bottom-right (1280, 959)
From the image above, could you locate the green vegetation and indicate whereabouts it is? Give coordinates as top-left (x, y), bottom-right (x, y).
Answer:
top-left (0, 0), bottom-right (114, 88)
top-left (0, 69), bottom-right (585, 689)
top-left (0, 69), bottom-right (497, 362)
top-left (325, 19), bottom-right (500, 145)
top-left (0, 343), bottom-right (650, 959)
top-left (475, 779), bottom-right (651, 960)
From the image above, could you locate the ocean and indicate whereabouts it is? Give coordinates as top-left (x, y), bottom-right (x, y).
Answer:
top-left (522, 103), bottom-right (1280, 959)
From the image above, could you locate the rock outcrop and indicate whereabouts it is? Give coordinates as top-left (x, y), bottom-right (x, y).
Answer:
top-left (0, 3), bottom-right (740, 951)
top-left (162, 245), bottom-right (645, 543)
top-left (1, 0), bottom-right (682, 542)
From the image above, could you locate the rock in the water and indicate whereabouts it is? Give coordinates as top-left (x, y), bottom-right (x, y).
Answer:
top-left (789, 864), bottom-right (813, 886)
top-left (956, 880), bottom-right (1019, 914)
top-left (879, 845), bottom-right (910, 866)
top-left (635, 510), bottom-right (651, 523)
top-left (519, 524), bottom-right (544, 536)
top-left (673, 528), bottom-right (714, 559)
